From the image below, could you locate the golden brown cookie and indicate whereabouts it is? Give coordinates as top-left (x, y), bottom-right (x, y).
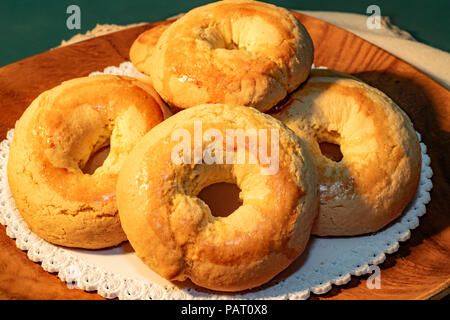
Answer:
top-left (273, 69), bottom-right (422, 236)
top-left (132, 0), bottom-right (314, 111)
top-left (129, 23), bottom-right (171, 74)
top-left (117, 104), bottom-right (318, 291)
top-left (7, 75), bottom-right (168, 249)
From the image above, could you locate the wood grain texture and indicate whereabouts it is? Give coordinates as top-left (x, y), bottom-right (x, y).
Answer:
top-left (0, 13), bottom-right (448, 300)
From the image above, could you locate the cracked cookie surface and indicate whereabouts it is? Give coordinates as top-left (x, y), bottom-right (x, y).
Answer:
top-left (131, 0), bottom-right (314, 111)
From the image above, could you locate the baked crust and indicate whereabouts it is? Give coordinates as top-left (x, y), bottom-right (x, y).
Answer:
top-left (273, 69), bottom-right (422, 236)
top-left (130, 23), bottom-right (171, 73)
top-left (116, 104), bottom-right (318, 291)
top-left (131, 0), bottom-right (314, 111)
top-left (7, 75), bottom-right (167, 248)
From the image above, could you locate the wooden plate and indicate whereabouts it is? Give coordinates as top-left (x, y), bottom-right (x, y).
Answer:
top-left (0, 12), bottom-right (448, 300)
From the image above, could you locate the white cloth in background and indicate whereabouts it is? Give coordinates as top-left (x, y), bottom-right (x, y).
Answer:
top-left (300, 11), bottom-right (450, 88)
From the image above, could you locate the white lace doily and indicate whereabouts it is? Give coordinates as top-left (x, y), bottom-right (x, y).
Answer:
top-left (0, 62), bottom-right (433, 300)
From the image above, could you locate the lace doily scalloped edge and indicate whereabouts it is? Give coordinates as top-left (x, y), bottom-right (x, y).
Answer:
top-left (0, 63), bottom-right (433, 300)
top-left (0, 127), bottom-right (433, 300)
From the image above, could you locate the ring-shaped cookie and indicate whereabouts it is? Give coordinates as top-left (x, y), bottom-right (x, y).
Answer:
top-left (117, 104), bottom-right (318, 291)
top-left (273, 69), bottom-right (421, 236)
top-left (7, 75), bottom-right (167, 248)
top-left (135, 0), bottom-right (314, 111)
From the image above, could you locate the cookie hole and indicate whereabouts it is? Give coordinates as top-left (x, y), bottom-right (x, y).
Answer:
top-left (198, 182), bottom-right (242, 218)
top-left (319, 142), bottom-right (343, 162)
top-left (82, 145), bottom-right (110, 175)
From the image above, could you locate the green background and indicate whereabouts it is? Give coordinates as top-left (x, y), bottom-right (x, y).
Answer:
top-left (0, 0), bottom-right (449, 67)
